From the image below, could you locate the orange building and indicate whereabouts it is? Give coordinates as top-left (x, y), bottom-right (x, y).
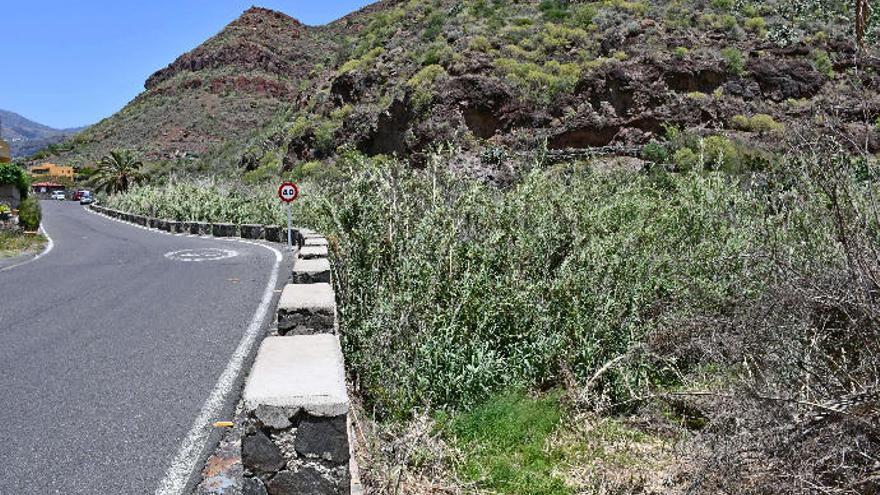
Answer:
top-left (0, 139), bottom-right (9, 163)
top-left (29, 163), bottom-right (74, 181)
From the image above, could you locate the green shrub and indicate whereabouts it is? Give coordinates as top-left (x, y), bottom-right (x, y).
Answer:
top-left (673, 147), bottom-right (700, 171)
top-left (703, 135), bottom-right (742, 170)
top-left (748, 114), bottom-right (784, 134)
top-left (422, 41), bottom-right (455, 66)
top-left (731, 114), bottom-right (752, 130)
top-left (673, 46), bottom-right (689, 58)
top-left (641, 141), bottom-right (670, 163)
top-left (570, 4), bottom-right (598, 27)
top-left (539, 0), bottom-right (569, 22)
top-left (744, 16), bottom-right (767, 35)
top-left (407, 64), bottom-right (449, 110)
top-left (730, 114), bottom-right (783, 134)
top-left (812, 49), bottom-right (834, 77)
top-left (468, 35), bottom-right (493, 52)
top-left (0, 163), bottom-right (31, 198)
top-left (18, 197), bottom-right (42, 231)
top-left (720, 14), bottom-right (738, 31)
top-left (721, 47), bottom-right (745, 76)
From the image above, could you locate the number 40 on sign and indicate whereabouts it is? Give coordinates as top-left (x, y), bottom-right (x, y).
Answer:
top-left (278, 182), bottom-right (299, 248)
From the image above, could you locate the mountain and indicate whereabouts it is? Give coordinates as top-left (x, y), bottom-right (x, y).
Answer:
top-left (40, 7), bottom-right (333, 169)
top-left (0, 110), bottom-right (82, 158)
top-left (42, 1), bottom-right (879, 176)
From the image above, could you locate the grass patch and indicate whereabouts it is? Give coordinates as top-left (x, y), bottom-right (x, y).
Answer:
top-left (444, 390), bottom-right (570, 495)
top-left (0, 230), bottom-right (46, 259)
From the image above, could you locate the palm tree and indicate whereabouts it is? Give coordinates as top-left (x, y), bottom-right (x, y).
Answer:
top-left (92, 150), bottom-right (144, 194)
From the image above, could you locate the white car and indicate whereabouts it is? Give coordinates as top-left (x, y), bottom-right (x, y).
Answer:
top-left (50, 191), bottom-right (66, 200)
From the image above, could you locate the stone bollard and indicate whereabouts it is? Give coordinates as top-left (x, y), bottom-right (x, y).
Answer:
top-left (157, 219), bottom-right (170, 231)
top-left (264, 225), bottom-right (283, 243)
top-left (299, 245), bottom-right (329, 260)
top-left (242, 335), bottom-right (351, 495)
top-left (293, 258), bottom-right (332, 284)
top-left (213, 223), bottom-right (239, 238)
top-left (167, 220), bottom-right (183, 233)
top-left (194, 222), bottom-right (211, 236)
top-left (241, 224), bottom-right (265, 240)
top-left (182, 221), bottom-right (198, 235)
top-left (148, 217), bottom-right (159, 229)
top-left (277, 283), bottom-right (336, 335)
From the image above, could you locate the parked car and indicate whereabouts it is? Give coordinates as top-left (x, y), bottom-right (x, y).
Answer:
top-left (50, 191), bottom-right (66, 200)
top-left (79, 192), bottom-right (94, 205)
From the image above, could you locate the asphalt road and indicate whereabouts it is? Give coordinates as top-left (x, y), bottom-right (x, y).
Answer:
top-left (0, 201), bottom-right (285, 494)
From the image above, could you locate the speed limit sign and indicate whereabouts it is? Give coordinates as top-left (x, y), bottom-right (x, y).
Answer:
top-left (278, 182), bottom-right (299, 203)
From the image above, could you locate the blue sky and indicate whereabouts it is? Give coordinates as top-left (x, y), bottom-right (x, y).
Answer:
top-left (2, 1), bottom-right (374, 129)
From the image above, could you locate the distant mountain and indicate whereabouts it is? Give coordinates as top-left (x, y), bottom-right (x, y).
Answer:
top-left (0, 110), bottom-right (84, 159)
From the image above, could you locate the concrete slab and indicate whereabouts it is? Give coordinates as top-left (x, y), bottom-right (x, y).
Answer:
top-left (293, 258), bottom-right (332, 284)
top-left (304, 237), bottom-right (329, 247)
top-left (243, 335), bottom-right (349, 417)
top-left (277, 282), bottom-right (336, 335)
top-left (299, 245), bottom-right (328, 259)
top-left (278, 283), bottom-right (335, 311)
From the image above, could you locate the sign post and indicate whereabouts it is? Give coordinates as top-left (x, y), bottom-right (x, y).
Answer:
top-left (277, 182), bottom-right (299, 249)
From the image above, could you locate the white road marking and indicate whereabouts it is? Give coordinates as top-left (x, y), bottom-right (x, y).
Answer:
top-left (0, 221), bottom-right (55, 273)
top-left (83, 206), bottom-right (287, 494)
top-left (164, 248), bottom-right (239, 262)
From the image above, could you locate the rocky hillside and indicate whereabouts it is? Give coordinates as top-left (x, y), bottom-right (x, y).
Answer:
top-left (43, 7), bottom-right (334, 168)
top-left (0, 109), bottom-right (81, 158)
top-left (45, 0), bottom-right (880, 176)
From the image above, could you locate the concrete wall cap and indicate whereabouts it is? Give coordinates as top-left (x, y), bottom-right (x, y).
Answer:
top-left (293, 257), bottom-right (331, 273)
top-left (278, 283), bottom-right (335, 311)
top-left (299, 246), bottom-right (328, 259)
top-left (304, 237), bottom-right (329, 247)
top-left (244, 335), bottom-right (349, 416)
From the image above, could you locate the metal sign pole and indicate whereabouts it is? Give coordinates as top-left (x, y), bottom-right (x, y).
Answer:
top-left (286, 202), bottom-right (293, 249)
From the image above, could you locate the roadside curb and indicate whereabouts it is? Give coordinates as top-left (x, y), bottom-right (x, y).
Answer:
top-left (88, 204), bottom-right (361, 494)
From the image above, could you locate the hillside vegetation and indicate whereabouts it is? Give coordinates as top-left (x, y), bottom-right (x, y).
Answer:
top-left (95, 0), bottom-right (880, 493)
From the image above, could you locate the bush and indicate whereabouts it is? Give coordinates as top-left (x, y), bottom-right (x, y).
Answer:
top-left (0, 163), bottom-right (30, 199)
top-left (812, 49), bottom-right (833, 77)
top-left (730, 114), bottom-right (751, 130)
top-left (744, 16), bottom-right (767, 35)
top-left (18, 197), bottom-right (42, 231)
top-left (748, 114), bottom-right (784, 134)
top-left (673, 147), bottom-right (700, 171)
top-left (720, 47), bottom-right (745, 76)
top-left (407, 64), bottom-right (449, 111)
top-left (641, 141), bottom-right (670, 163)
top-left (730, 114), bottom-right (784, 134)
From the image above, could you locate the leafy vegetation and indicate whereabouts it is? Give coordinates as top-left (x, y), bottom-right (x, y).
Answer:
top-left (17, 197), bottom-right (42, 231)
top-left (0, 163), bottom-right (31, 198)
top-left (92, 150), bottom-right (145, 194)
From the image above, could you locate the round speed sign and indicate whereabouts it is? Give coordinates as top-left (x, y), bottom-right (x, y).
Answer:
top-left (278, 182), bottom-right (299, 203)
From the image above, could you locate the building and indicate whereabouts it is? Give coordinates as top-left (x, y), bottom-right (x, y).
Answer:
top-left (31, 181), bottom-right (65, 195)
top-left (29, 163), bottom-right (74, 181)
top-left (0, 138), bottom-right (9, 163)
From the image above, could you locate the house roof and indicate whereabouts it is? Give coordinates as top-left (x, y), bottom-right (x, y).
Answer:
top-left (32, 182), bottom-right (64, 187)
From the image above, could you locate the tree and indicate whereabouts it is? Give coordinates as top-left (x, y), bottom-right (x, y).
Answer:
top-left (91, 150), bottom-right (144, 194)
top-left (856, 0), bottom-right (872, 47)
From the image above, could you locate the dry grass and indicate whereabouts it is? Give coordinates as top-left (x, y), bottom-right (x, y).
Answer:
top-left (0, 230), bottom-right (46, 258)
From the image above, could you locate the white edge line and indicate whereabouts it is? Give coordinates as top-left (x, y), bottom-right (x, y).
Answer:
top-left (154, 238), bottom-right (282, 495)
top-left (83, 206), bottom-right (285, 494)
top-left (0, 221), bottom-right (55, 273)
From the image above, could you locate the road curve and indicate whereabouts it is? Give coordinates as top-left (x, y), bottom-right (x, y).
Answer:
top-left (0, 201), bottom-right (286, 494)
